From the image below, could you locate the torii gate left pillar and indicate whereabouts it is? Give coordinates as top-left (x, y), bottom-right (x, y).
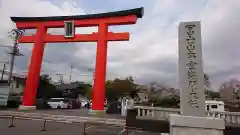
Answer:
top-left (11, 7), bottom-right (143, 112)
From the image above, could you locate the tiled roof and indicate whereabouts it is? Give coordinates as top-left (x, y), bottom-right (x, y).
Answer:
top-left (55, 83), bottom-right (80, 90)
top-left (0, 70), bottom-right (27, 79)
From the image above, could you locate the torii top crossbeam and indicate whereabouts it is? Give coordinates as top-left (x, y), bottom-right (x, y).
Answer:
top-left (11, 7), bottom-right (143, 22)
top-left (11, 7), bottom-right (143, 111)
top-left (11, 7), bottom-right (143, 43)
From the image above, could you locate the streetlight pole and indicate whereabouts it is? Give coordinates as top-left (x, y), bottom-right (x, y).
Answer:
top-left (88, 68), bottom-right (95, 85)
top-left (69, 65), bottom-right (73, 83)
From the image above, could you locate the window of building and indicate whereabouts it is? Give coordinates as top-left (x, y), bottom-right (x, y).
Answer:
top-left (16, 81), bottom-right (20, 88)
top-left (206, 105), bottom-right (209, 111)
top-left (211, 105), bottom-right (218, 109)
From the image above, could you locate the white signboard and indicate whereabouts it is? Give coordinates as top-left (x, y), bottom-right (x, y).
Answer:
top-left (178, 21), bottom-right (205, 117)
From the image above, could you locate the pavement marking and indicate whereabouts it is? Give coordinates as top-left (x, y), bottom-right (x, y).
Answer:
top-left (88, 128), bottom-right (120, 134)
top-left (85, 126), bottom-right (124, 134)
top-left (129, 131), bottom-right (135, 135)
top-left (117, 129), bottom-right (125, 135)
top-left (85, 125), bottom-right (94, 130)
top-left (128, 129), bottom-right (165, 135)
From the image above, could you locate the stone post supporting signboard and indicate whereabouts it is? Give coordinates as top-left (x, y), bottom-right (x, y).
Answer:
top-left (169, 21), bottom-right (225, 135)
top-left (178, 21), bottom-right (205, 117)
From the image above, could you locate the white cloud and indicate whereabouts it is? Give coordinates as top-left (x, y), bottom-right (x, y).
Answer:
top-left (0, 0), bottom-right (88, 82)
top-left (105, 0), bottom-right (240, 89)
top-left (1, 0), bottom-right (240, 90)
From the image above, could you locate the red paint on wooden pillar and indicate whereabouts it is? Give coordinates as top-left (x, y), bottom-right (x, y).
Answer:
top-left (22, 25), bottom-right (47, 106)
top-left (92, 23), bottom-right (108, 111)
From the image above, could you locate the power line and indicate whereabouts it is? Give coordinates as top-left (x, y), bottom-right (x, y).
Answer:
top-left (17, 45), bottom-right (91, 77)
top-left (1, 44), bottom-right (88, 77)
top-left (1, 43), bottom-right (93, 83)
top-left (13, 44), bottom-right (94, 84)
top-left (0, 45), bottom-right (13, 48)
top-left (18, 45), bottom-right (66, 68)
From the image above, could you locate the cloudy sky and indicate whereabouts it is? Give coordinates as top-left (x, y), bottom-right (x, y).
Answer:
top-left (0, 0), bottom-right (240, 90)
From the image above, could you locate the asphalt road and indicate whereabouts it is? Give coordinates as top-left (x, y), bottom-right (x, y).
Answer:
top-left (0, 118), bottom-right (162, 135)
top-left (0, 108), bottom-right (164, 135)
top-left (0, 118), bottom-right (126, 135)
top-left (5, 108), bottom-right (125, 119)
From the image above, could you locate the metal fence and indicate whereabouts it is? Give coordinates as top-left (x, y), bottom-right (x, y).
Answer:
top-left (0, 111), bottom-right (126, 135)
top-left (2, 110), bottom-right (240, 135)
top-left (134, 105), bottom-right (240, 126)
top-left (0, 110), bottom-right (169, 135)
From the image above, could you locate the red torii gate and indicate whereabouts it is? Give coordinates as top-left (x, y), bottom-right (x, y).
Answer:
top-left (11, 7), bottom-right (143, 112)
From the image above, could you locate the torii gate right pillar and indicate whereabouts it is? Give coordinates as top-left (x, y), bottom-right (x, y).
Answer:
top-left (92, 23), bottom-right (108, 111)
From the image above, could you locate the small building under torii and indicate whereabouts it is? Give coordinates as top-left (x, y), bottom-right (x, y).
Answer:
top-left (54, 82), bottom-right (91, 98)
top-left (0, 70), bottom-right (27, 95)
top-left (0, 70), bottom-right (27, 106)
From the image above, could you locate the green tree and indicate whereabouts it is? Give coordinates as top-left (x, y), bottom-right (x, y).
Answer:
top-left (105, 76), bottom-right (139, 101)
top-left (36, 74), bottom-right (58, 99)
top-left (204, 73), bottom-right (214, 99)
top-left (233, 85), bottom-right (240, 100)
top-left (149, 97), bottom-right (179, 108)
top-left (204, 73), bottom-right (211, 89)
top-left (86, 87), bottom-right (93, 99)
top-left (207, 90), bottom-right (220, 99)
top-left (71, 83), bottom-right (92, 97)
top-left (83, 77), bottom-right (139, 100)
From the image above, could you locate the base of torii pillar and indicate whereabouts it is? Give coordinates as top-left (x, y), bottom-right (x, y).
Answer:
top-left (18, 105), bottom-right (36, 111)
top-left (88, 109), bottom-right (106, 116)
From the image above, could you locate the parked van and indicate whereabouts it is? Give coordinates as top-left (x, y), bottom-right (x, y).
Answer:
top-left (47, 98), bottom-right (70, 109)
top-left (205, 100), bottom-right (225, 112)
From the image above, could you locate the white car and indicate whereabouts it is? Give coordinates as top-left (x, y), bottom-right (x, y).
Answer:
top-left (80, 100), bottom-right (89, 108)
top-left (87, 99), bottom-right (107, 108)
top-left (205, 100), bottom-right (225, 112)
top-left (47, 98), bottom-right (70, 109)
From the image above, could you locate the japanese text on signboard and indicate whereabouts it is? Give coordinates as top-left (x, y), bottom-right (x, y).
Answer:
top-left (185, 24), bottom-right (199, 108)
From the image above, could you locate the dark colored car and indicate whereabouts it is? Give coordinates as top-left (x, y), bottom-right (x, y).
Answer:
top-left (68, 99), bottom-right (81, 109)
top-left (106, 101), bottom-right (121, 114)
top-left (35, 99), bottom-right (51, 109)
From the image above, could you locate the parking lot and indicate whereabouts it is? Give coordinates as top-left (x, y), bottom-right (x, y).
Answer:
top-left (0, 108), bottom-right (165, 135)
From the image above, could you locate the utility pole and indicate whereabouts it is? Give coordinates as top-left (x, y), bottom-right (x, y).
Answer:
top-left (7, 29), bottom-right (24, 85)
top-left (8, 42), bottom-right (18, 84)
top-left (0, 61), bottom-right (9, 81)
top-left (1, 63), bottom-right (6, 80)
top-left (69, 65), bottom-right (73, 83)
top-left (0, 46), bottom-right (10, 81)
